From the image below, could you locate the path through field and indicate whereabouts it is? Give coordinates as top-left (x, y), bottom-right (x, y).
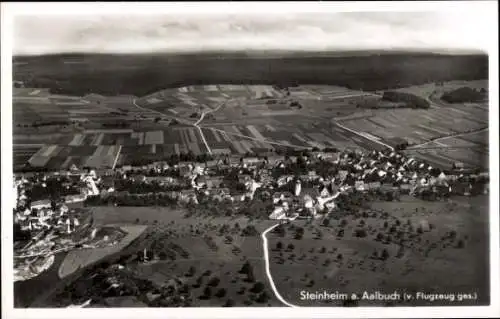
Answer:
top-left (408, 126), bottom-right (489, 150)
top-left (334, 121), bottom-right (395, 151)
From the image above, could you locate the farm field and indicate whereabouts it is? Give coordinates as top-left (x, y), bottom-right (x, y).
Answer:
top-left (13, 125), bottom-right (211, 170)
top-left (203, 120), bottom-right (365, 155)
top-left (338, 105), bottom-right (488, 146)
top-left (13, 80), bottom-right (489, 171)
top-left (404, 147), bottom-right (489, 170)
top-left (268, 195), bottom-right (489, 306)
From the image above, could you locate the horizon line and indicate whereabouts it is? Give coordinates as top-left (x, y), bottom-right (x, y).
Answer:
top-left (13, 47), bottom-right (488, 58)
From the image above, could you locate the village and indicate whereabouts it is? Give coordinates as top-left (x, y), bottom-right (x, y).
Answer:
top-left (13, 146), bottom-right (489, 281)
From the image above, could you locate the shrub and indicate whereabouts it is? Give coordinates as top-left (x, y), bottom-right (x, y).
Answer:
top-left (276, 242), bottom-right (283, 250)
top-left (322, 219), bottom-right (330, 227)
top-left (287, 243), bottom-right (295, 251)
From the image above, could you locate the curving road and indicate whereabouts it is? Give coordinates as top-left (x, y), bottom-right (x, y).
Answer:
top-left (194, 101), bottom-right (227, 154)
top-left (261, 223), bottom-right (300, 308)
top-left (261, 190), bottom-right (347, 308)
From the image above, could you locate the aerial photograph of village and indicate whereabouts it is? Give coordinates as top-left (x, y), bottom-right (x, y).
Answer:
top-left (7, 5), bottom-right (495, 312)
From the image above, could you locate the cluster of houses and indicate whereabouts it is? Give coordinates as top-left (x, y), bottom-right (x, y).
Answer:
top-left (112, 150), bottom-right (488, 220)
top-left (12, 169), bottom-right (108, 261)
top-left (14, 148), bottom-right (489, 230)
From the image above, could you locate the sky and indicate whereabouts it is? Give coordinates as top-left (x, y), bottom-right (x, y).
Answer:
top-left (13, 11), bottom-right (492, 55)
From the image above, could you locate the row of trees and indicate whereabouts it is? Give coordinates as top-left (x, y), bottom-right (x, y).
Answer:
top-left (125, 152), bottom-right (215, 167)
top-left (441, 87), bottom-right (487, 103)
top-left (113, 179), bottom-right (186, 194)
top-left (85, 193), bottom-right (178, 207)
top-left (382, 91), bottom-right (430, 109)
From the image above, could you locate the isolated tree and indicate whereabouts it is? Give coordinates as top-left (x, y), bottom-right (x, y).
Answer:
top-left (246, 269), bottom-right (256, 283)
top-left (187, 266), bottom-right (196, 277)
top-left (250, 282), bottom-right (265, 294)
top-left (354, 228), bottom-right (367, 238)
top-left (256, 291), bottom-right (270, 303)
top-left (337, 253), bottom-right (343, 261)
top-left (223, 299), bottom-right (235, 307)
top-left (276, 242), bottom-right (283, 250)
top-left (449, 230), bottom-right (457, 239)
top-left (239, 261), bottom-right (251, 274)
top-left (319, 246), bottom-right (326, 253)
top-left (215, 288), bottom-right (227, 298)
top-left (340, 219), bottom-right (348, 228)
top-left (287, 243), bottom-right (295, 251)
top-left (381, 249), bottom-right (390, 261)
top-left (208, 277), bottom-right (220, 287)
top-left (322, 218), bottom-right (330, 227)
top-left (237, 287), bottom-right (246, 295)
top-left (203, 287), bottom-right (212, 299)
top-left (203, 270), bottom-right (212, 277)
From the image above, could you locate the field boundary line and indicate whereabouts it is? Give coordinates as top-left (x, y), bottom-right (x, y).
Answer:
top-left (408, 126), bottom-right (489, 150)
top-left (334, 121), bottom-right (394, 151)
top-left (112, 145), bottom-right (122, 169)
